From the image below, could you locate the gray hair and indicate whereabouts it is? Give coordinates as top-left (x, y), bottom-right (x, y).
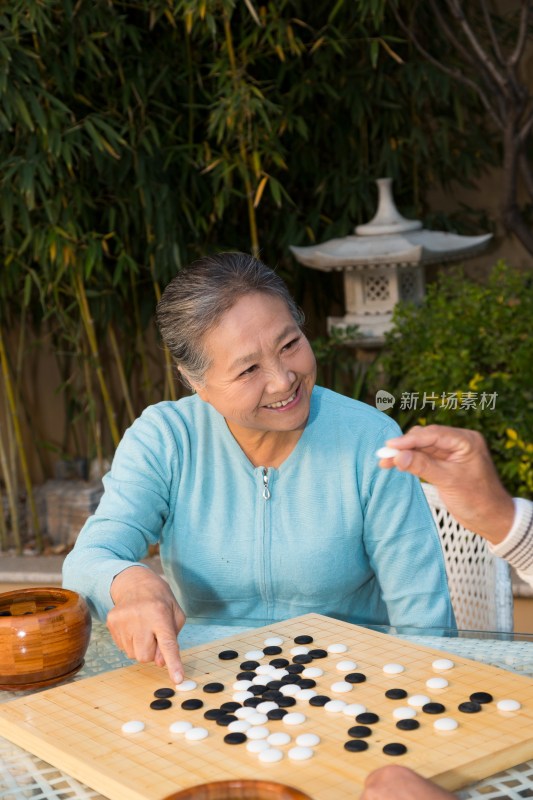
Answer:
top-left (156, 252), bottom-right (305, 389)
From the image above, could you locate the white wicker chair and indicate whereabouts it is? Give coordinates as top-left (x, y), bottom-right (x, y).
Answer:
top-left (421, 482), bottom-right (514, 632)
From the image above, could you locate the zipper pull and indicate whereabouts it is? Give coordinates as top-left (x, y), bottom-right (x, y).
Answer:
top-left (262, 467), bottom-right (271, 500)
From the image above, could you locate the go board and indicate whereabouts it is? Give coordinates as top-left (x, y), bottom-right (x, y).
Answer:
top-left (0, 613), bottom-right (532, 800)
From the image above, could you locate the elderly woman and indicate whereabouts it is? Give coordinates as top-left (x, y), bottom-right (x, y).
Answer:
top-left (63, 252), bottom-right (455, 683)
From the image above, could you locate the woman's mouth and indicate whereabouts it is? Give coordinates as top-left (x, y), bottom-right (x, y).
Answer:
top-left (264, 385), bottom-right (300, 410)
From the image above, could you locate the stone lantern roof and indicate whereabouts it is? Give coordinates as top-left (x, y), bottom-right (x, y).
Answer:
top-left (290, 178), bottom-right (492, 344)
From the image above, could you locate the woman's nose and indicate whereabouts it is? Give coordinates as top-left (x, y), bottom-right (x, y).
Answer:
top-left (266, 366), bottom-right (296, 394)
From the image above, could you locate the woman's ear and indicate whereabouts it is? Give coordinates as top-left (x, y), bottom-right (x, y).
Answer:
top-left (179, 368), bottom-right (207, 401)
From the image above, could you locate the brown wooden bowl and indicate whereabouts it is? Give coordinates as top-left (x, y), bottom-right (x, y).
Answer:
top-left (0, 587), bottom-right (92, 690)
top-left (163, 780), bottom-right (313, 800)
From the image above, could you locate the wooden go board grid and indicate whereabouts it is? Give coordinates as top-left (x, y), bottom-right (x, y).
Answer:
top-left (1, 613), bottom-right (533, 800)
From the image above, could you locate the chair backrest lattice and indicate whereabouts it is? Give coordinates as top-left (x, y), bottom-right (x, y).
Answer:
top-left (421, 482), bottom-right (514, 632)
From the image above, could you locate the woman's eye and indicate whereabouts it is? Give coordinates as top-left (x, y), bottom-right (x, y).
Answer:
top-left (282, 337), bottom-right (300, 351)
top-left (239, 365), bottom-right (257, 377)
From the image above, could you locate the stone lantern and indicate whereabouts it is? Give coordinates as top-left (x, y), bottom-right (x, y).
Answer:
top-left (290, 178), bottom-right (492, 346)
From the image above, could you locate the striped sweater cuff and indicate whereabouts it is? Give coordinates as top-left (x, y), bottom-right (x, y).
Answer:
top-left (489, 498), bottom-right (533, 573)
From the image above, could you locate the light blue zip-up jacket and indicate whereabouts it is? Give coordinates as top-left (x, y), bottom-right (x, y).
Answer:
top-left (63, 386), bottom-right (455, 629)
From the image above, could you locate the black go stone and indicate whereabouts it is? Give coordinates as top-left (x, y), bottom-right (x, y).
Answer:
top-left (345, 673), bottom-right (366, 684)
top-left (150, 698), bottom-right (172, 710)
top-left (243, 697), bottom-right (263, 708)
top-left (298, 679), bottom-right (317, 690)
top-left (396, 719), bottom-right (420, 731)
top-left (356, 712), bottom-right (379, 725)
top-left (309, 695), bottom-right (330, 707)
top-left (294, 635), bottom-right (314, 644)
top-left (292, 654), bottom-right (313, 664)
top-left (281, 675), bottom-right (301, 684)
top-left (459, 701), bottom-right (482, 714)
top-left (286, 664), bottom-right (305, 674)
top-left (219, 650), bottom-right (239, 660)
top-left (267, 708), bottom-right (288, 720)
top-left (344, 739), bottom-right (369, 752)
top-left (309, 648), bottom-right (328, 659)
top-left (263, 690), bottom-right (284, 701)
top-left (470, 692), bottom-right (493, 704)
top-left (263, 646), bottom-right (282, 656)
top-left (277, 696), bottom-right (296, 708)
top-left (154, 688), bottom-right (175, 699)
top-left (266, 680), bottom-right (284, 690)
top-left (216, 714), bottom-right (238, 726)
top-left (224, 732), bottom-right (247, 745)
top-left (203, 682), bottom-right (225, 694)
top-left (348, 725), bottom-right (372, 738)
top-left (181, 698), bottom-right (204, 711)
top-left (383, 743), bottom-right (407, 756)
top-left (385, 688), bottom-right (407, 700)
top-left (204, 708), bottom-right (226, 720)
top-left (220, 701), bottom-right (241, 712)
top-left (237, 671), bottom-right (257, 681)
top-left (0, 611), bottom-right (11, 616)
top-left (269, 658), bottom-right (289, 668)
top-left (422, 702), bottom-right (446, 715)
top-left (240, 661), bottom-right (260, 671)
top-left (249, 685), bottom-right (267, 696)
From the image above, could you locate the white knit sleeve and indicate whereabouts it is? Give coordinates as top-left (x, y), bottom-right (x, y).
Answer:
top-left (488, 498), bottom-right (533, 587)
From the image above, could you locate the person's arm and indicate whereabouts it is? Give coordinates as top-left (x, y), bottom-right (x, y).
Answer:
top-left (379, 425), bottom-right (515, 544)
top-left (63, 405), bottom-right (185, 683)
top-left (363, 424), bottom-right (456, 630)
top-left (361, 765), bottom-right (456, 799)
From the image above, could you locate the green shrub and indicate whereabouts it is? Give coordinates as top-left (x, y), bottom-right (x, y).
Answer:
top-left (378, 261), bottom-right (533, 496)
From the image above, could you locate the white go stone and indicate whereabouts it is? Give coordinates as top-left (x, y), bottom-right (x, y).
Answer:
top-left (497, 699), bottom-right (521, 712)
top-left (257, 701), bottom-right (279, 714)
top-left (296, 733), bottom-right (320, 747)
top-left (185, 727), bottom-right (208, 741)
top-left (392, 707), bottom-right (417, 720)
top-left (408, 694), bottom-right (431, 707)
top-left (295, 688), bottom-right (317, 701)
top-left (264, 636), bottom-right (284, 646)
top-left (248, 712), bottom-right (269, 726)
top-left (253, 675), bottom-right (269, 685)
top-left (270, 668), bottom-right (288, 680)
top-left (302, 667), bottom-right (323, 678)
top-left (228, 720), bottom-right (251, 733)
top-left (376, 446), bottom-right (400, 458)
top-left (324, 699), bottom-right (347, 713)
top-left (169, 720), bottom-right (193, 733)
top-left (426, 677), bottom-right (449, 690)
top-left (175, 679), bottom-right (198, 691)
top-left (282, 712), bottom-right (306, 726)
top-left (280, 683), bottom-right (301, 697)
top-left (121, 720), bottom-right (145, 734)
top-left (343, 703), bottom-right (367, 716)
top-left (233, 690), bottom-right (253, 703)
top-left (327, 643), bottom-right (348, 654)
top-left (247, 726), bottom-right (270, 740)
top-left (245, 650), bottom-right (265, 660)
top-left (247, 739), bottom-right (270, 753)
top-left (290, 646), bottom-right (310, 655)
top-left (288, 746), bottom-right (314, 761)
top-left (434, 717), bottom-right (458, 731)
top-left (235, 707), bottom-right (256, 720)
top-left (256, 664), bottom-right (275, 675)
top-left (432, 658), bottom-right (454, 671)
top-left (233, 679), bottom-right (253, 690)
top-left (336, 659), bottom-right (357, 672)
top-left (258, 748), bottom-right (283, 763)
top-left (331, 681), bottom-right (353, 693)
top-left (267, 732), bottom-right (292, 746)
top-left (383, 663), bottom-right (405, 675)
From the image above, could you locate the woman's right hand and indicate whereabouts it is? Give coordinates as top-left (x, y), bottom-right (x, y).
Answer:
top-left (107, 566), bottom-right (186, 684)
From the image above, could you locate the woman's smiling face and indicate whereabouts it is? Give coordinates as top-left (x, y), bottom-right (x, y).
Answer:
top-left (191, 291), bottom-right (317, 438)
